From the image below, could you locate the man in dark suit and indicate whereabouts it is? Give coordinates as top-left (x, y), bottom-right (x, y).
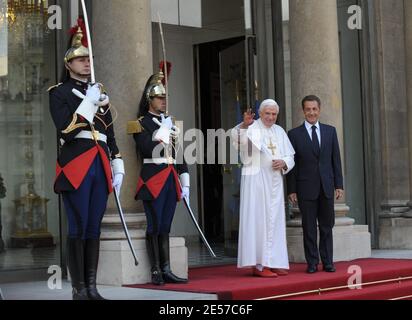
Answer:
top-left (287, 95), bottom-right (344, 274)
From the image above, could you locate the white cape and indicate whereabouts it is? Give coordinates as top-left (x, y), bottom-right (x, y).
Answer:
top-left (231, 120), bottom-right (295, 269)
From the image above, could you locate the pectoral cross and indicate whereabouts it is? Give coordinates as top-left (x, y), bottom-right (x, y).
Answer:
top-left (268, 139), bottom-right (277, 156)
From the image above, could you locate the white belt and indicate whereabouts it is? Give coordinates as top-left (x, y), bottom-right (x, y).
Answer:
top-left (144, 157), bottom-right (176, 165)
top-left (75, 130), bottom-right (107, 143)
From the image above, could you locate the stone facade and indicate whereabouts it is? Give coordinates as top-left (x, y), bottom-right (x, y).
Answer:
top-left (89, 0), bottom-right (412, 284)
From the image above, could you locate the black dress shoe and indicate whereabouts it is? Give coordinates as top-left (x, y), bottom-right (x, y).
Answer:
top-left (306, 265), bottom-right (318, 274)
top-left (323, 265), bottom-right (336, 273)
top-left (87, 288), bottom-right (107, 300)
top-left (72, 287), bottom-right (89, 300)
top-left (162, 270), bottom-right (188, 284)
top-left (151, 270), bottom-right (165, 286)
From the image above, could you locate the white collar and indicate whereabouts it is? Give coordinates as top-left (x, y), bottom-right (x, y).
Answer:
top-left (305, 121), bottom-right (320, 131)
top-left (257, 119), bottom-right (275, 131)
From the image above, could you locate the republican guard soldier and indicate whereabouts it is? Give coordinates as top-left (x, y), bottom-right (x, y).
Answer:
top-left (49, 19), bottom-right (125, 300)
top-left (129, 64), bottom-right (189, 285)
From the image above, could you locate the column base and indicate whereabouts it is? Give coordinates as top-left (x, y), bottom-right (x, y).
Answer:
top-left (96, 237), bottom-right (188, 286)
top-left (379, 217), bottom-right (412, 249)
top-left (95, 212), bottom-right (188, 286)
top-left (286, 218), bottom-right (371, 263)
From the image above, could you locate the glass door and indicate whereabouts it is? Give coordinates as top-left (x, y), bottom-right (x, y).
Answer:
top-left (196, 0), bottom-right (258, 262)
top-left (219, 40), bottom-right (247, 256)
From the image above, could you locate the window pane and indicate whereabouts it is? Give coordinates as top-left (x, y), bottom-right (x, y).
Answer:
top-left (0, 0), bottom-right (60, 272)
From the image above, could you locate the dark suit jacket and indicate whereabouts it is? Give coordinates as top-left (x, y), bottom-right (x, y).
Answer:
top-left (287, 123), bottom-right (343, 200)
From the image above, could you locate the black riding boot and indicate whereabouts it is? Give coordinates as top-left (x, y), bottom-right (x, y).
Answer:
top-left (159, 233), bottom-right (188, 284)
top-left (146, 234), bottom-right (164, 285)
top-left (84, 239), bottom-right (106, 300)
top-left (67, 238), bottom-right (88, 300)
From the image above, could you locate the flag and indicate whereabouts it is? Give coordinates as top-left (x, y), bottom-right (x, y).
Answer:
top-left (235, 98), bottom-right (242, 125)
top-left (254, 99), bottom-right (260, 120)
top-left (234, 95), bottom-right (242, 187)
top-left (253, 81), bottom-right (260, 119)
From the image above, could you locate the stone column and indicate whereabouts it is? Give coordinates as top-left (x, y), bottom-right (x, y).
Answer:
top-left (91, 0), bottom-right (187, 285)
top-left (289, 0), bottom-right (349, 217)
top-left (405, 0), bottom-right (412, 217)
top-left (379, 0), bottom-right (412, 249)
top-left (93, 0), bottom-right (152, 214)
top-left (377, 0), bottom-right (412, 249)
top-left (289, 0), bottom-right (348, 214)
top-left (286, 0), bottom-right (371, 262)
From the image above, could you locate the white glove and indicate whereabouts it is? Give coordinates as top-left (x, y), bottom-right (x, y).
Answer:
top-left (112, 173), bottom-right (123, 197)
top-left (179, 172), bottom-right (190, 201)
top-left (111, 158), bottom-right (125, 197)
top-left (85, 84), bottom-right (102, 103)
top-left (73, 84), bottom-right (101, 123)
top-left (112, 159), bottom-right (125, 175)
top-left (181, 186), bottom-right (190, 201)
top-left (161, 114), bottom-right (173, 129)
top-left (72, 83), bottom-right (103, 103)
top-left (154, 114), bottom-right (174, 144)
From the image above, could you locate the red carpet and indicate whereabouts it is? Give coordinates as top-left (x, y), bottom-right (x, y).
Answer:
top-left (126, 259), bottom-right (412, 300)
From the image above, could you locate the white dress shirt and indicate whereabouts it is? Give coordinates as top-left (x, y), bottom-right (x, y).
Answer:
top-left (305, 121), bottom-right (321, 147)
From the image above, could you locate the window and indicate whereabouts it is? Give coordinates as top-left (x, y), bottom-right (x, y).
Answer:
top-left (0, 0), bottom-right (60, 273)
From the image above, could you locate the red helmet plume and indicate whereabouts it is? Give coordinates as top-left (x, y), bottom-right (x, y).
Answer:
top-left (69, 17), bottom-right (88, 48)
top-left (159, 61), bottom-right (172, 85)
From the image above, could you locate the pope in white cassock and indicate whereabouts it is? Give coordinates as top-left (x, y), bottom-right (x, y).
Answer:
top-left (231, 99), bottom-right (295, 278)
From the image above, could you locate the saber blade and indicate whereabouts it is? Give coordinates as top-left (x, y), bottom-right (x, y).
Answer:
top-left (157, 12), bottom-right (168, 115)
top-left (114, 189), bottom-right (139, 266)
top-left (80, 0), bottom-right (96, 83)
top-left (183, 197), bottom-right (217, 258)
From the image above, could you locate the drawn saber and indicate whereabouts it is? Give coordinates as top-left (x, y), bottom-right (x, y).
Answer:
top-left (157, 13), bottom-right (169, 115)
top-left (182, 196), bottom-right (217, 258)
top-left (80, 0), bottom-right (138, 265)
top-left (80, 0), bottom-right (96, 84)
top-left (113, 187), bottom-right (139, 266)
top-left (154, 14), bottom-right (215, 257)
